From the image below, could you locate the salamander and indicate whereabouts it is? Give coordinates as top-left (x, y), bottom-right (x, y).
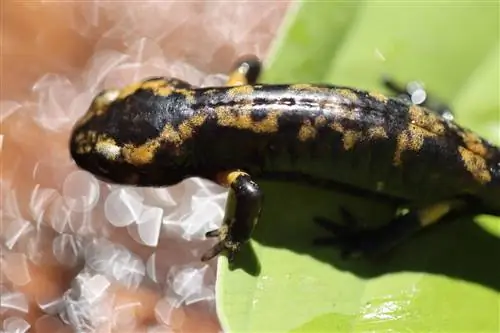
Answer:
top-left (69, 55), bottom-right (500, 262)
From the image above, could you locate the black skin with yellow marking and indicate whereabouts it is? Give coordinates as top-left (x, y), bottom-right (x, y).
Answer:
top-left (69, 55), bottom-right (500, 262)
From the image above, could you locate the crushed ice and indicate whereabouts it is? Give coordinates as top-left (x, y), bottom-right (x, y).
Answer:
top-left (58, 271), bottom-right (113, 332)
top-left (0, 0), bottom-right (288, 330)
top-left (0, 290), bottom-right (29, 314)
top-left (62, 170), bottom-right (100, 213)
top-left (2, 317), bottom-right (30, 333)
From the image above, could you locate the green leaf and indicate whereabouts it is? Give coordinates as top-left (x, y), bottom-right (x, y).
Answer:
top-left (217, 1), bottom-right (500, 332)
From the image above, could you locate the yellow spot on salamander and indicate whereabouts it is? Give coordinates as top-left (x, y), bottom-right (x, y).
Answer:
top-left (73, 89), bottom-right (120, 128)
top-left (122, 140), bottom-right (161, 165)
top-left (336, 88), bottom-right (359, 102)
top-left (343, 130), bottom-right (362, 150)
top-left (141, 79), bottom-right (173, 96)
top-left (217, 170), bottom-right (249, 188)
top-left (177, 123), bottom-right (194, 141)
top-left (95, 138), bottom-right (120, 160)
top-left (457, 146), bottom-right (492, 184)
top-left (216, 106), bottom-right (279, 133)
top-left (226, 72), bottom-right (248, 86)
top-left (160, 125), bottom-right (182, 145)
top-left (227, 85), bottom-right (254, 97)
top-left (189, 113), bottom-right (208, 127)
top-left (367, 126), bottom-right (388, 139)
top-left (175, 88), bottom-right (196, 104)
top-left (226, 61), bottom-right (254, 86)
top-left (177, 113), bottom-right (208, 140)
top-left (298, 120), bottom-right (317, 141)
top-left (459, 130), bottom-right (490, 158)
top-left (417, 202), bottom-right (454, 227)
top-left (314, 115), bottom-right (328, 127)
top-left (369, 91), bottom-right (388, 103)
top-left (116, 78), bottom-right (196, 103)
top-left (290, 84), bottom-right (313, 90)
top-left (408, 105), bottom-right (445, 135)
top-left (393, 124), bottom-right (435, 166)
top-left (289, 84), bottom-right (328, 94)
top-left (118, 82), bottom-right (143, 99)
top-left (329, 122), bottom-right (344, 133)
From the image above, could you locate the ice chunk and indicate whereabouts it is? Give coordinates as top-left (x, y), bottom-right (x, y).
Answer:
top-left (59, 272), bottom-right (114, 332)
top-left (62, 170), bottom-right (100, 213)
top-left (161, 216), bottom-right (187, 239)
top-left (52, 234), bottom-right (83, 267)
top-left (32, 74), bottom-right (77, 131)
top-left (137, 205), bottom-right (163, 247)
top-left (154, 297), bottom-right (185, 329)
top-left (84, 238), bottom-right (118, 272)
top-left (184, 177), bottom-right (226, 198)
top-left (179, 199), bottom-right (224, 241)
top-left (146, 252), bottom-right (158, 283)
top-left (26, 229), bottom-right (57, 266)
top-left (168, 265), bottom-right (209, 306)
top-left (80, 274), bottom-right (111, 304)
top-left (111, 251), bottom-right (145, 289)
top-left (85, 240), bottom-right (145, 289)
top-left (67, 91), bottom-right (95, 123)
top-left (112, 301), bottom-right (141, 331)
top-left (184, 286), bottom-right (215, 306)
top-left (0, 291), bottom-right (29, 314)
top-left (144, 187), bottom-right (178, 208)
top-left (37, 295), bottom-right (65, 315)
top-left (104, 188), bottom-right (144, 227)
top-left (84, 50), bottom-right (130, 92)
top-left (2, 317), bottom-right (30, 333)
top-left (29, 185), bottom-right (59, 225)
top-left (46, 195), bottom-right (72, 234)
top-left (2, 219), bottom-right (33, 250)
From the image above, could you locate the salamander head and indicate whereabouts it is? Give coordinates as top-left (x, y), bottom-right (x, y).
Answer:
top-left (69, 85), bottom-right (195, 186)
top-left (69, 88), bottom-right (135, 184)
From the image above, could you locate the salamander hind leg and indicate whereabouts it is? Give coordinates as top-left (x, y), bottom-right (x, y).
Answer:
top-left (314, 201), bottom-right (464, 259)
top-left (226, 55), bottom-right (262, 86)
top-left (201, 170), bottom-right (263, 262)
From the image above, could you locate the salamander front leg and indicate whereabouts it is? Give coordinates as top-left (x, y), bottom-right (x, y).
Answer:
top-left (201, 170), bottom-right (263, 262)
top-left (314, 201), bottom-right (464, 259)
top-left (226, 55), bottom-right (262, 86)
